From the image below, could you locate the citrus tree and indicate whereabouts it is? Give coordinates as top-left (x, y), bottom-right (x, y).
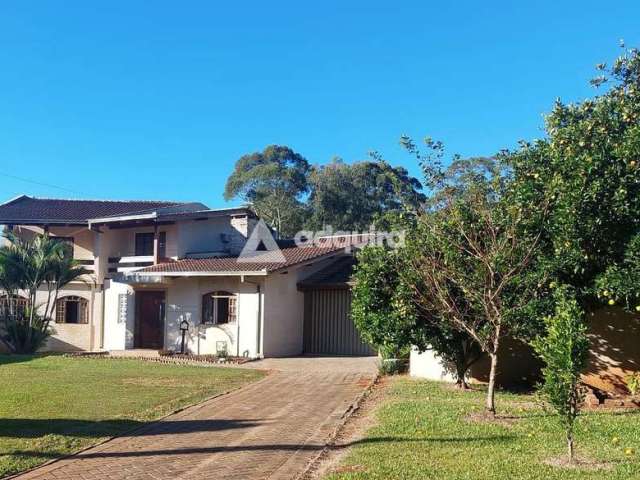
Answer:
top-left (532, 286), bottom-right (589, 463)
top-left (508, 46), bottom-right (640, 311)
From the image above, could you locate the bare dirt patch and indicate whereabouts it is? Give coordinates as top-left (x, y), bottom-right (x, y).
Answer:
top-left (464, 411), bottom-right (519, 427)
top-left (544, 455), bottom-right (614, 471)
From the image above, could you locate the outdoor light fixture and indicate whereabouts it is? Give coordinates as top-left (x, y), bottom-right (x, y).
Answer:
top-left (179, 319), bottom-right (189, 354)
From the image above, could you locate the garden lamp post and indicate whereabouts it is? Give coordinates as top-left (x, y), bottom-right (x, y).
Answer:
top-left (179, 319), bottom-right (189, 354)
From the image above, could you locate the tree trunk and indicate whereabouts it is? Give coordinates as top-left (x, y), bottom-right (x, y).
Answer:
top-left (455, 378), bottom-right (470, 390)
top-left (567, 428), bottom-right (575, 463)
top-left (486, 352), bottom-right (499, 415)
top-left (455, 362), bottom-right (470, 390)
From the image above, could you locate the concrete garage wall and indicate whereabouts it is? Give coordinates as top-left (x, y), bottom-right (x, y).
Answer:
top-left (583, 307), bottom-right (640, 394)
top-left (467, 308), bottom-right (640, 393)
top-left (262, 257), bottom-right (341, 357)
top-left (262, 272), bottom-right (305, 357)
top-left (469, 337), bottom-right (542, 388)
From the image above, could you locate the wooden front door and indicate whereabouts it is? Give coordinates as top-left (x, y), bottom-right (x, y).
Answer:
top-left (135, 291), bottom-right (165, 349)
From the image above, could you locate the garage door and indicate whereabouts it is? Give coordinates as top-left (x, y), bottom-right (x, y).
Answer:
top-left (303, 289), bottom-right (375, 356)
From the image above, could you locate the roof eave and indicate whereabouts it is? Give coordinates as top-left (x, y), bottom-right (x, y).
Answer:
top-left (0, 219), bottom-right (89, 227)
top-left (129, 270), bottom-right (269, 277)
top-left (88, 212), bottom-right (158, 227)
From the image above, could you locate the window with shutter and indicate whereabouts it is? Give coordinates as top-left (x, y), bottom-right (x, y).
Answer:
top-left (201, 291), bottom-right (237, 325)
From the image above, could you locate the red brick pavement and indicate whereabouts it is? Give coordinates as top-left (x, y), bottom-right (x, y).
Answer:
top-left (12, 357), bottom-right (376, 480)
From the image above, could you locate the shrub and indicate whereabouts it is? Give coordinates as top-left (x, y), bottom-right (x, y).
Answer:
top-left (532, 287), bottom-right (589, 463)
top-left (0, 308), bottom-right (51, 354)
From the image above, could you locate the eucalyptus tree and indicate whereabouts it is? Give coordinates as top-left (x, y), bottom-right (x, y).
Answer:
top-left (224, 145), bottom-right (310, 237)
top-left (306, 156), bottom-right (425, 231)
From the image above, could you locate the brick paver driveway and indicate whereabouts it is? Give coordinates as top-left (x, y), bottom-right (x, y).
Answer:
top-left (14, 357), bottom-right (377, 480)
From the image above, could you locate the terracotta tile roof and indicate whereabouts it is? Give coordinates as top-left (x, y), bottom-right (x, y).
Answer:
top-left (0, 195), bottom-right (188, 224)
top-left (137, 245), bottom-right (347, 274)
top-left (298, 255), bottom-right (356, 289)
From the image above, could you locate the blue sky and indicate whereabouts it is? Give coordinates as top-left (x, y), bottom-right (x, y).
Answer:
top-left (0, 1), bottom-right (638, 207)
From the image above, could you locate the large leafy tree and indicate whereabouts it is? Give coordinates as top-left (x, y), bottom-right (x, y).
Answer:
top-left (224, 145), bottom-right (311, 237)
top-left (399, 143), bottom-right (547, 414)
top-left (306, 156), bottom-right (425, 231)
top-left (508, 46), bottom-right (640, 310)
top-left (351, 243), bottom-right (481, 387)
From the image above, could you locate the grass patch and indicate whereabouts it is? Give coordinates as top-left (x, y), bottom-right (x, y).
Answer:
top-left (0, 354), bottom-right (264, 477)
top-left (325, 377), bottom-right (640, 479)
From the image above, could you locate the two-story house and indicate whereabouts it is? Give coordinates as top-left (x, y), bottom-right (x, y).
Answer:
top-left (0, 195), bottom-right (372, 357)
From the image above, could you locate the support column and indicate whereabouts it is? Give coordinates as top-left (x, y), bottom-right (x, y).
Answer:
top-left (153, 224), bottom-right (160, 265)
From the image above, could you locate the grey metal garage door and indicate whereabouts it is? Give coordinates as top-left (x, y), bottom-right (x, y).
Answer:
top-left (303, 289), bottom-right (375, 356)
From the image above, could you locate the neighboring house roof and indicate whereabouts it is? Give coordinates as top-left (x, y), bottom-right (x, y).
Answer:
top-left (297, 255), bottom-right (356, 290)
top-left (135, 245), bottom-right (348, 276)
top-left (0, 195), bottom-right (254, 226)
top-left (0, 195), bottom-right (191, 225)
top-left (88, 205), bottom-right (253, 226)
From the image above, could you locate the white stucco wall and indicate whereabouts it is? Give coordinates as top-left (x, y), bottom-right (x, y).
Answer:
top-left (101, 225), bottom-right (179, 259)
top-left (40, 283), bottom-right (101, 352)
top-left (102, 276), bottom-right (264, 357)
top-left (261, 255), bottom-right (344, 357)
top-left (165, 277), bottom-right (263, 357)
top-left (409, 348), bottom-right (457, 382)
top-left (103, 280), bottom-right (135, 350)
top-left (176, 217), bottom-right (250, 257)
top-left (15, 225), bottom-right (95, 261)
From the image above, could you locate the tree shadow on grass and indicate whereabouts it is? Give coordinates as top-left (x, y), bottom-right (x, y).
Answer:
top-left (0, 418), bottom-right (264, 439)
top-left (6, 433), bottom-right (518, 461)
top-left (0, 353), bottom-right (62, 366)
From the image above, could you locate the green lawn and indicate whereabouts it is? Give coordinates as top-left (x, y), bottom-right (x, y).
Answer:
top-left (326, 377), bottom-right (640, 480)
top-left (0, 354), bottom-right (264, 477)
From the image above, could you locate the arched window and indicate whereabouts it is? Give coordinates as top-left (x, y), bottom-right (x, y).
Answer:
top-left (0, 295), bottom-right (28, 317)
top-left (202, 291), bottom-right (237, 325)
top-left (56, 296), bottom-right (89, 324)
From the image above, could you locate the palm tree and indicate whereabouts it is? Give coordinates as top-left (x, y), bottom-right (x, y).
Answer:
top-left (0, 232), bottom-right (89, 353)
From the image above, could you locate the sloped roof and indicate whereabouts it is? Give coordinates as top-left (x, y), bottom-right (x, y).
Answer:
top-left (298, 255), bottom-right (356, 290)
top-left (0, 195), bottom-right (189, 225)
top-left (136, 245), bottom-right (346, 275)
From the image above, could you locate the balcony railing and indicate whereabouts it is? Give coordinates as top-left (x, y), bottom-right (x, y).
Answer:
top-left (75, 259), bottom-right (95, 273)
top-left (107, 255), bottom-right (155, 274)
